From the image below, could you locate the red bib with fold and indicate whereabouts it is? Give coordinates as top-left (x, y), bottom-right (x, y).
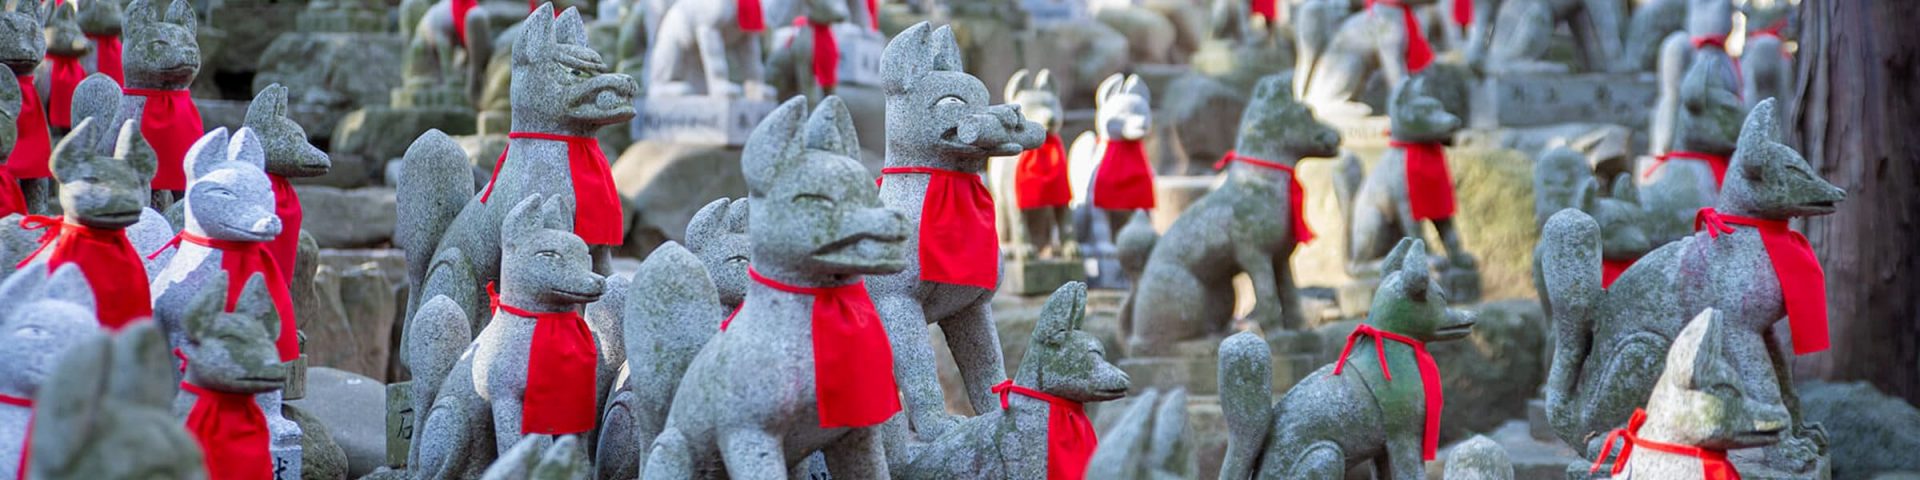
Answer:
top-left (1251, 0), bottom-right (1278, 22)
top-left (1015, 133), bottom-right (1072, 209)
top-left (7, 75), bottom-right (50, 179)
top-left (452, 0), bottom-right (478, 46)
top-left (1217, 151), bottom-right (1314, 245)
top-left (993, 380), bottom-right (1094, 480)
top-left (749, 267), bottom-right (900, 428)
top-left (1694, 208), bottom-right (1829, 354)
top-left (1, 394), bottom-right (31, 480)
top-left (792, 18), bottom-right (839, 88)
top-left (1091, 139), bottom-right (1156, 210)
top-left (879, 166), bottom-right (999, 289)
top-left (18, 216), bottom-right (151, 329)
top-left (1602, 257), bottom-right (1637, 289)
top-left (126, 88), bottom-right (204, 191)
top-left (1590, 409), bottom-right (1740, 480)
top-left (865, 0), bottom-right (879, 30)
top-left (45, 55), bottom-right (84, 129)
top-left (181, 382), bottom-right (272, 480)
top-left (1644, 151), bottom-right (1730, 189)
top-left (152, 232), bottom-right (298, 361)
top-left (267, 175), bottom-right (301, 282)
top-left (1367, 0), bottom-right (1434, 73)
top-left (479, 132), bottom-right (625, 246)
top-left (487, 283), bottom-right (599, 435)
top-left (0, 170), bottom-right (23, 218)
top-left (86, 34), bottom-right (122, 83)
top-left (738, 0), bottom-right (765, 32)
top-left (1334, 323), bottom-right (1444, 460)
top-left (1393, 140), bottom-right (1455, 221)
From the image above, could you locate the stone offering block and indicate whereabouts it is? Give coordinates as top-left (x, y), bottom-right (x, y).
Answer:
top-left (1118, 329), bottom-right (1323, 396)
top-left (632, 97), bottom-right (778, 146)
top-left (1023, 0), bottom-right (1090, 25)
top-left (836, 26), bottom-right (885, 88)
top-left (385, 381), bottom-right (412, 468)
top-left (285, 355), bottom-right (308, 400)
top-left (1004, 258), bottom-right (1088, 296)
top-left (1470, 73), bottom-right (1658, 129)
top-left (1148, 175), bottom-right (1216, 232)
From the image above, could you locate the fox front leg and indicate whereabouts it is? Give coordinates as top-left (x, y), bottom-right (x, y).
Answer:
top-left (1430, 218), bottom-right (1476, 270)
top-left (1232, 239), bottom-right (1286, 331)
top-left (1380, 434), bottom-right (1426, 480)
top-left (942, 301), bottom-right (1010, 416)
top-left (873, 293), bottom-right (959, 439)
top-left (491, 396), bottom-right (527, 457)
top-left (693, 26), bottom-right (739, 98)
top-left (719, 429), bottom-right (787, 479)
top-left (1763, 326), bottom-right (1828, 470)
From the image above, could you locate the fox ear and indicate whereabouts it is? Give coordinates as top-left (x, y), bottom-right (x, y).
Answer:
top-left (116, 119), bottom-right (157, 180)
top-left (1034, 70), bottom-right (1053, 94)
top-left (1738, 97), bottom-right (1779, 155)
top-left (111, 322), bottom-right (180, 407)
top-left (42, 263), bottom-right (96, 312)
top-left (51, 117), bottom-right (100, 183)
top-left (1124, 74), bottom-right (1150, 105)
top-left (684, 198), bottom-right (733, 253)
top-left (930, 25), bottom-right (963, 72)
top-left (184, 270), bottom-right (229, 341)
top-left (503, 194), bottom-right (546, 245)
top-left (1398, 240), bottom-right (1431, 299)
top-left (1380, 236), bottom-right (1416, 274)
top-left (1005, 69), bottom-right (1029, 104)
top-left (1609, 173), bottom-right (1639, 204)
top-left (554, 7), bottom-right (589, 47)
top-left (741, 97), bottom-right (809, 194)
top-left (162, 0), bottom-right (191, 30)
top-left (515, 3), bottom-right (556, 65)
top-left (1573, 176), bottom-right (1600, 213)
top-left (539, 193), bottom-right (574, 232)
top-left (245, 83), bottom-right (290, 127)
top-left (880, 22), bottom-right (931, 95)
top-left (228, 127), bottom-right (267, 170)
top-left (1033, 281), bottom-right (1088, 346)
top-left (1096, 73), bottom-right (1124, 110)
top-left (1669, 309), bottom-right (1727, 389)
top-left (236, 273), bottom-right (280, 340)
top-left (804, 96), bottom-right (860, 160)
top-left (184, 127), bottom-right (231, 181)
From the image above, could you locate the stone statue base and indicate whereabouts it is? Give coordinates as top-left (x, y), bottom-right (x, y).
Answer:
top-left (1145, 175), bottom-right (1215, 231)
top-left (1314, 108), bottom-right (1394, 151)
top-left (284, 355), bottom-right (309, 401)
top-left (632, 97), bottom-right (777, 146)
top-left (1471, 73), bottom-right (1658, 130)
top-left (1004, 257), bottom-right (1087, 296)
top-left (1571, 451), bottom-right (1831, 480)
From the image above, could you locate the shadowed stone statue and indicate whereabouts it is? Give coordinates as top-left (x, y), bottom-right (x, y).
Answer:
top-left (1083, 387), bottom-right (1191, 480)
top-left (1068, 72), bottom-right (1152, 238)
top-left (58, 74), bottom-right (176, 278)
top-left (172, 272), bottom-right (294, 480)
top-left (1338, 77), bottom-right (1479, 302)
top-left (1639, 0), bottom-right (1748, 245)
top-left (116, 0), bottom-right (199, 209)
top-left (645, 0), bottom-right (771, 98)
top-left (997, 68), bottom-right (1077, 261)
top-left (1443, 435), bottom-right (1513, 480)
top-left (0, 0), bottom-right (48, 213)
top-left (1290, 0), bottom-right (1436, 107)
top-left (684, 197), bottom-right (750, 310)
top-left (0, 265), bottom-right (98, 480)
top-left (766, 0), bottom-right (853, 102)
top-left (1466, 0), bottom-right (1627, 74)
top-left (27, 322), bottom-right (206, 480)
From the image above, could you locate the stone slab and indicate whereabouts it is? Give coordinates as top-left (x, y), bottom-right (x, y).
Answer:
top-left (1023, 0), bottom-right (1090, 25)
top-left (1003, 257), bottom-right (1088, 296)
top-left (631, 97), bottom-right (778, 146)
top-left (1118, 329), bottom-right (1323, 396)
top-left (1470, 73), bottom-right (1659, 130)
top-left (385, 381), bottom-right (412, 468)
top-left (1318, 110), bottom-right (1394, 150)
top-left (835, 26), bottom-right (885, 88)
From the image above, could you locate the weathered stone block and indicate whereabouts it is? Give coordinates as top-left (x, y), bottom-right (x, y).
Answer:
top-left (1003, 258), bottom-right (1087, 296)
top-left (254, 32), bottom-right (405, 117)
top-left (1470, 73), bottom-right (1658, 129)
top-left (287, 367), bottom-right (387, 478)
top-left (609, 140), bottom-right (746, 257)
top-left (332, 106), bottom-right (476, 169)
top-left (294, 185), bottom-right (397, 248)
top-left (631, 97), bottom-right (777, 146)
top-left (384, 381), bottom-right (412, 468)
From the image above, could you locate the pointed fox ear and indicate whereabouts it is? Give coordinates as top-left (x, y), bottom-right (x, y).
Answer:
top-left (0, 263), bottom-right (51, 317)
top-left (804, 96), bottom-right (860, 160)
top-left (539, 193), bottom-right (574, 232)
top-left (1124, 74), bottom-right (1150, 105)
top-left (1609, 173), bottom-right (1639, 204)
top-left (503, 194), bottom-right (547, 245)
top-left (1033, 281), bottom-right (1088, 346)
top-left (1096, 73), bottom-right (1124, 109)
top-left (1005, 69), bottom-right (1030, 104)
top-left (245, 83), bottom-right (290, 126)
top-left (236, 273), bottom-right (280, 340)
top-left (930, 25), bottom-right (963, 73)
top-left (554, 7), bottom-right (589, 47)
top-left (185, 127), bottom-right (231, 181)
top-left (1573, 176), bottom-right (1600, 213)
top-left (228, 127), bottom-right (267, 170)
top-left (1380, 236), bottom-right (1416, 273)
top-left (52, 117), bottom-right (101, 182)
top-left (43, 264), bottom-right (96, 312)
top-left (51, 1), bottom-right (73, 22)
top-left (1738, 97), bottom-right (1779, 154)
top-left (1398, 239), bottom-right (1431, 299)
top-left (115, 119), bottom-right (156, 181)
top-left (684, 198), bottom-right (733, 252)
top-left (880, 22), bottom-right (931, 95)
top-left (741, 97), bottom-right (809, 195)
top-left (515, 3), bottom-right (557, 65)
top-left (1034, 69), bottom-right (1054, 94)
top-left (162, 0), bottom-right (192, 30)
top-left (1669, 308), bottom-right (1728, 389)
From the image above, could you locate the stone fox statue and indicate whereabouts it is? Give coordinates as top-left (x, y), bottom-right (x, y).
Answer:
top-left (171, 272), bottom-right (292, 480)
top-left (1541, 98), bottom-right (1844, 469)
top-left (631, 96), bottom-right (907, 478)
top-left (29, 322), bottom-right (206, 480)
top-left (398, 4), bottom-right (637, 326)
top-left (646, 0), bottom-right (770, 98)
top-left (873, 22), bottom-right (1043, 439)
top-left (1120, 74), bottom-right (1340, 356)
top-left (683, 196), bottom-right (749, 310)
top-left (0, 265), bottom-right (97, 480)
top-left (1218, 238), bottom-right (1476, 480)
top-left (1339, 77), bottom-right (1474, 282)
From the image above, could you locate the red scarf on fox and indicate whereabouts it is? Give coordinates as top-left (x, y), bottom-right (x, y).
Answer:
top-left (1251, 0), bottom-right (1278, 23)
top-left (1694, 208), bottom-right (1829, 354)
top-left (486, 283), bottom-right (599, 435)
top-left (1091, 139), bottom-right (1155, 210)
top-left (1, 394), bottom-right (30, 480)
top-left (452, 0), bottom-right (478, 46)
top-left (18, 215), bottom-right (151, 330)
top-left (993, 380), bottom-right (1093, 480)
top-left (1365, 0), bottom-right (1470, 74)
top-left (0, 171), bottom-right (24, 218)
top-left (1015, 133), bottom-right (1072, 209)
top-left (7, 75), bottom-right (51, 180)
top-left (150, 232), bottom-right (298, 361)
top-left (267, 175), bottom-right (301, 281)
top-left (1392, 140), bottom-right (1456, 221)
top-left (180, 382), bottom-right (272, 480)
top-left (86, 34), bottom-right (122, 83)
top-left (1590, 409), bottom-right (1740, 480)
top-left (125, 88), bottom-right (203, 191)
top-left (878, 167), bottom-right (999, 290)
top-left (749, 267), bottom-right (900, 428)
top-left (45, 54), bottom-right (84, 129)
top-left (479, 132), bottom-right (625, 246)
top-left (738, 0), bottom-right (765, 32)
top-left (793, 17), bottom-right (839, 88)
top-left (1216, 151), bottom-right (1314, 245)
top-left (1602, 257), bottom-right (1637, 289)
top-left (1644, 151), bottom-right (1730, 189)
top-left (1334, 323), bottom-right (1443, 460)
top-left (865, 0), bottom-right (879, 30)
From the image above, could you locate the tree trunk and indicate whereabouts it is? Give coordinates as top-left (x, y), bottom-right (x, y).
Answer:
top-left (1786, 0), bottom-right (1920, 404)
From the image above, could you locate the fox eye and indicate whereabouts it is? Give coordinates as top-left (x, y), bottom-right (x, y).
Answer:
top-left (208, 188), bottom-right (234, 198)
top-left (793, 193), bottom-right (835, 209)
top-left (12, 325), bottom-right (47, 339)
top-left (936, 96), bottom-right (966, 107)
top-left (536, 250), bottom-right (561, 259)
top-left (569, 68), bottom-right (591, 79)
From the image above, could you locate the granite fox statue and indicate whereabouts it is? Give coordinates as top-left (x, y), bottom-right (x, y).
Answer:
top-left (1739, 3), bottom-right (1794, 109)
top-left (172, 272), bottom-right (293, 480)
top-left (1639, 4), bottom-right (1747, 245)
top-left (482, 434), bottom-right (590, 480)
top-left (646, 0), bottom-right (771, 98)
top-left (1120, 74), bottom-right (1339, 356)
top-left (889, 281), bottom-right (1131, 478)
top-left (116, 0), bottom-right (200, 209)
top-left (1069, 72), bottom-right (1153, 235)
top-left (75, 0), bottom-right (123, 83)
top-left (0, 264), bottom-right (97, 480)
top-left (399, 0), bottom-right (520, 105)
top-left (997, 68), bottom-right (1075, 260)
top-left (51, 73), bottom-right (178, 278)
top-left (1584, 309), bottom-right (1791, 478)
top-left (633, 96), bottom-right (906, 478)
top-left (1542, 98), bottom-right (1843, 471)
top-left (1530, 147), bottom-right (1655, 303)
top-left (246, 83), bottom-right (331, 284)
top-left (875, 22), bottom-right (1042, 439)
top-left (41, 0), bottom-right (90, 132)
top-left (28, 322), bottom-right (206, 480)
top-left (1291, 0), bottom-right (1434, 107)
top-left (683, 197), bottom-right (749, 310)
top-left (0, 0), bottom-right (50, 214)
top-left (766, 0), bottom-right (853, 101)
top-left (1340, 77), bottom-right (1477, 300)
top-left (593, 241), bottom-right (720, 480)
top-left (1219, 238), bottom-right (1476, 480)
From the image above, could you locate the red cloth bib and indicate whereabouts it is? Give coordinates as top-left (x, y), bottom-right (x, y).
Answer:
top-left (479, 132), bottom-right (625, 246)
top-left (180, 382), bottom-right (272, 480)
top-left (125, 88), bottom-right (203, 191)
top-left (738, 0), bottom-right (765, 32)
top-left (1602, 257), bottom-right (1637, 290)
top-left (267, 175), bottom-right (301, 282)
top-left (1694, 208), bottom-right (1829, 354)
top-left (1, 394), bottom-right (31, 480)
top-left (18, 216), bottom-right (151, 329)
top-left (1367, 0), bottom-right (1434, 73)
top-left (452, 0), bottom-right (478, 46)
top-left (865, 0), bottom-right (879, 30)
top-left (992, 380), bottom-right (1094, 480)
top-left (1216, 151), bottom-right (1314, 245)
top-left (7, 75), bottom-right (50, 180)
top-left (1091, 139), bottom-right (1156, 210)
top-left (795, 18), bottom-right (839, 88)
top-left (1250, 0), bottom-right (1278, 23)
top-left (151, 232), bottom-right (298, 361)
top-left (879, 166), bottom-right (999, 290)
top-left (0, 170), bottom-right (23, 218)
top-left (1590, 409), bottom-right (1741, 480)
top-left (748, 267), bottom-right (900, 428)
top-left (1015, 133), bottom-right (1072, 209)
top-left (1334, 323), bottom-right (1444, 460)
top-left (1392, 140), bottom-right (1455, 221)
top-left (487, 283), bottom-right (599, 435)
top-left (85, 35), bottom-right (122, 83)
top-left (1644, 151), bottom-right (1730, 189)
top-left (44, 55), bottom-right (84, 129)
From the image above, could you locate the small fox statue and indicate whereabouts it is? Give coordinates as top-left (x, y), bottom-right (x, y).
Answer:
top-left (172, 272), bottom-right (294, 480)
top-left (0, 264), bottom-right (98, 480)
top-left (1340, 76), bottom-right (1477, 303)
top-left (29, 322), bottom-right (206, 480)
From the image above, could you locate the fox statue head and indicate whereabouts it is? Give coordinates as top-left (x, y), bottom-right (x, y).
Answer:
top-left (1004, 68), bottom-right (1061, 133)
top-left (245, 84), bottom-right (330, 179)
top-left (1367, 238), bottom-right (1475, 343)
top-left (745, 96), bottom-right (909, 281)
top-left (52, 117), bottom-right (154, 229)
top-left (0, 0), bottom-right (43, 77)
top-left (1675, 57), bottom-right (1744, 155)
top-left (511, 4), bottom-right (639, 136)
top-left (122, 0), bottom-right (198, 90)
top-left (183, 127), bottom-right (281, 242)
top-left (1094, 73), bottom-right (1152, 142)
top-left (31, 322), bottom-right (205, 480)
top-left (499, 193), bottom-right (606, 311)
top-left (1013, 282), bottom-right (1130, 403)
top-left (0, 265), bottom-right (97, 400)
top-left (1716, 98), bottom-right (1845, 220)
top-left (686, 197), bottom-right (750, 309)
top-left (882, 22), bottom-right (1043, 169)
top-left (181, 271), bottom-right (290, 394)
top-left (1234, 74), bottom-right (1340, 160)
top-left (43, 1), bottom-right (88, 58)
top-left (76, 0), bottom-right (123, 37)
top-left (1387, 77), bottom-right (1461, 145)
top-left (1643, 309), bottom-right (1791, 450)
top-left (1573, 174), bottom-right (1654, 261)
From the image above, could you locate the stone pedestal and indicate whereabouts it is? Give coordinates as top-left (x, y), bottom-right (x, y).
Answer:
top-left (1316, 108), bottom-right (1394, 150)
top-left (332, 106), bottom-right (477, 167)
top-left (631, 97), bottom-right (778, 146)
top-left (1118, 329), bottom-right (1324, 397)
top-left (1470, 73), bottom-right (1658, 129)
top-left (385, 381), bottom-right (412, 468)
top-left (1003, 257), bottom-right (1087, 296)
top-left (284, 355), bottom-right (309, 400)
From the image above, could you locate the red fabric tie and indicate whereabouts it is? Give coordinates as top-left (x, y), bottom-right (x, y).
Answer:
top-left (795, 18), bottom-right (839, 88)
top-left (452, 0), bottom-right (477, 46)
top-left (18, 215), bottom-right (152, 329)
top-left (44, 55), bottom-right (85, 129)
top-left (0, 394), bottom-right (31, 480)
top-left (1333, 323), bottom-right (1443, 460)
top-left (737, 0), bottom-right (765, 32)
top-left (748, 267), bottom-right (900, 428)
top-left (1015, 133), bottom-right (1072, 209)
top-left (486, 282), bottom-right (599, 435)
top-left (7, 75), bottom-right (50, 179)
top-left (125, 88), bottom-right (203, 191)
top-left (719, 304), bottom-right (740, 331)
top-left (1392, 140), bottom-right (1455, 221)
top-left (1643, 151), bottom-right (1730, 189)
top-left (1216, 151), bottom-right (1314, 245)
top-left (1091, 139), bottom-right (1156, 210)
top-left (1589, 409), bottom-right (1741, 480)
top-left (1367, 0), bottom-right (1434, 73)
top-left (86, 35), bottom-right (122, 83)
top-left (1691, 36), bottom-right (1744, 97)
top-left (1250, 0), bottom-right (1278, 23)
top-left (879, 167), bottom-right (999, 290)
top-left (0, 170), bottom-right (23, 218)
top-left (267, 175), bottom-right (301, 282)
top-left (1602, 257), bottom-right (1637, 289)
top-left (479, 132), bottom-right (624, 246)
top-left (1693, 208), bottom-right (1829, 354)
top-left (150, 232), bottom-right (298, 361)
top-left (992, 380), bottom-right (1094, 480)
top-left (866, 0), bottom-right (879, 30)
top-left (180, 382), bottom-right (272, 480)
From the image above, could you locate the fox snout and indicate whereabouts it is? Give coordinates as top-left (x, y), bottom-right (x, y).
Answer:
top-left (1432, 309), bottom-right (1476, 341)
top-left (955, 104), bottom-right (1043, 156)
